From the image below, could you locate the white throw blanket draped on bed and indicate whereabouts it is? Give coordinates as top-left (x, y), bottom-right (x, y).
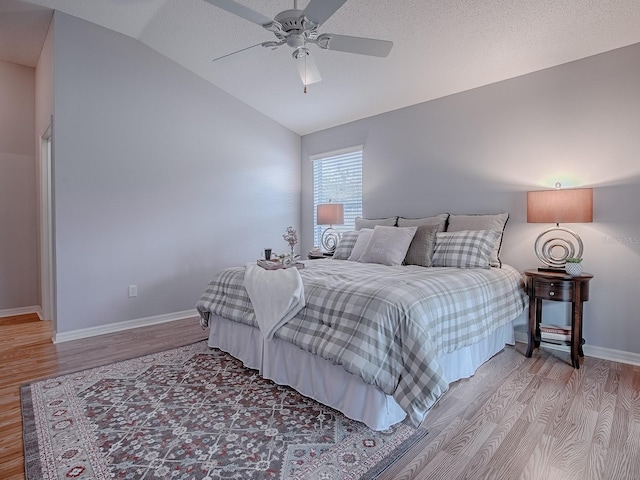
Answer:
top-left (243, 263), bottom-right (305, 340)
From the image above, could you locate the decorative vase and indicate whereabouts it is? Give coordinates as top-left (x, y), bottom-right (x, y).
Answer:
top-left (565, 262), bottom-right (583, 276)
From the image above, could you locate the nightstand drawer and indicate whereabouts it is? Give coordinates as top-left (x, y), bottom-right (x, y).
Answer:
top-left (534, 279), bottom-right (573, 301)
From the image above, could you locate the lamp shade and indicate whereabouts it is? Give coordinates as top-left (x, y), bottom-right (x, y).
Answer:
top-left (527, 188), bottom-right (593, 224)
top-left (316, 203), bottom-right (344, 225)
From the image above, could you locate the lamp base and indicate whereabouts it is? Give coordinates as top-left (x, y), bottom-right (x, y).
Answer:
top-left (534, 226), bottom-right (584, 269)
top-left (321, 227), bottom-right (340, 253)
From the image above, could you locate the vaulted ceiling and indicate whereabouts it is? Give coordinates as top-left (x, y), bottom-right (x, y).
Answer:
top-left (2, 0), bottom-right (639, 135)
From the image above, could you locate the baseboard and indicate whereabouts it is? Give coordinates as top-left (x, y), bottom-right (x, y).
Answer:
top-left (0, 305), bottom-right (41, 318)
top-left (514, 331), bottom-right (640, 367)
top-left (53, 309), bottom-right (200, 344)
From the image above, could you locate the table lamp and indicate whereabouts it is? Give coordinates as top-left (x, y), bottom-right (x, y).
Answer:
top-left (527, 184), bottom-right (593, 271)
top-left (316, 202), bottom-right (344, 253)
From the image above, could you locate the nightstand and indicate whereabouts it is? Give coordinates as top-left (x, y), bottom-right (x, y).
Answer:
top-left (524, 269), bottom-right (594, 368)
top-left (307, 251), bottom-right (333, 260)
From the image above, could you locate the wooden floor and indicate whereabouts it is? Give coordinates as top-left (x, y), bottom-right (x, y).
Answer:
top-left (0, 314), bottom-right (208, 480)
top-left (1, 315), bottom-right (639, 480)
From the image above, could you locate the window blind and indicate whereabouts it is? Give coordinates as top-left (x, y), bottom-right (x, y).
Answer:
top-left (312, 148), bottom-right (363, 248)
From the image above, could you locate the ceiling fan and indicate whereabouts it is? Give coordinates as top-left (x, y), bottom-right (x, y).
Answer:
top-left (205, 0), bottom-right (393, 92)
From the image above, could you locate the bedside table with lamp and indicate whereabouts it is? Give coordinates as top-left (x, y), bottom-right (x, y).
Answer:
top-left (524, 184), bottom-right (594, 369)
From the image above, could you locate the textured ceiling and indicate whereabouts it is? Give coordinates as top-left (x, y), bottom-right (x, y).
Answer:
top-left (1, 0), bottom-right (640, 135)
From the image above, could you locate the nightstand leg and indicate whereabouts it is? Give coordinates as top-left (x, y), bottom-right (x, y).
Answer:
top-left (534, 299), bottom-right (542, 348)
top-left (578, 314), bottom-right (584, 357)
top-left (526, 296), bottom-right (537, 357)
top-left (571, 297), bottom-right (583, 369)
top-left (524, 312), bottom-right (536, 358)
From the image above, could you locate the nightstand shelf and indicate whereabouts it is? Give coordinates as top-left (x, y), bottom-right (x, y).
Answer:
top-left (538, 336), bottom-right (585, 348)
top-left (524, 269), bottom-right (594, 369)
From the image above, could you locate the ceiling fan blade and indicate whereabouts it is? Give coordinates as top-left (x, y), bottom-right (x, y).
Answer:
top-left (202, 0), bottom-right (272, 26)
top-left (212, 42), bottom-right (265, 62)
top-left (302, 0), bottom-right (348, 26)
top-left (295, 51), bottom-right (322, 86)
top-left (316, 33), bottom-right (393, 57)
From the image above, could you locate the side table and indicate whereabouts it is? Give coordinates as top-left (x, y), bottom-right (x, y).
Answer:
top-left (524, 269), bottom-right (594, 369)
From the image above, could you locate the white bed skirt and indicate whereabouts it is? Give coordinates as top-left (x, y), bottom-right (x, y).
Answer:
top-left (207, 314), bottom-right (514, 431)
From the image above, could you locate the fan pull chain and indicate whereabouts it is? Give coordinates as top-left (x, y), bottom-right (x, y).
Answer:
top-left (304, 47), bottom-right (308, 93)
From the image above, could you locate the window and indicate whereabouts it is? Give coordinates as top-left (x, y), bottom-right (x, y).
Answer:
top-left (312, 146), bottom-right (363, 248)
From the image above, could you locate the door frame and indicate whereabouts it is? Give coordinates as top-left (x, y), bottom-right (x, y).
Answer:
top-left (39, 121), bottom-right (55, 334)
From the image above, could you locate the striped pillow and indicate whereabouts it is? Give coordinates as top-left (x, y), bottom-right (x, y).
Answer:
top-left (332, 231), bottom-right (360, 260)
top-left (446, 213), bottom-right (509, 267)
top-left (432, 230), bottom-right (501, 269)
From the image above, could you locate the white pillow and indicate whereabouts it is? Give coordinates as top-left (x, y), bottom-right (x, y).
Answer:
top-left (359, 226), bottom-right (418, 266)
top-left (348, 229), bottom-right (374, 261)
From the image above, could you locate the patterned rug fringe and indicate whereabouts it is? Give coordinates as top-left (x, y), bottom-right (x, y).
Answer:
top-left (359, 428), bottom-right (428, 479)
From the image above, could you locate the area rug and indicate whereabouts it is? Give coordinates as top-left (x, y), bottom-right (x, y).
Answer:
top-left (21, 340), bottom-right (427, 479)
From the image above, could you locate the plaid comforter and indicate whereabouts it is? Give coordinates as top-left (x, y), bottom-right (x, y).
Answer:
top-left (196, 260), bottom-right (526, 426)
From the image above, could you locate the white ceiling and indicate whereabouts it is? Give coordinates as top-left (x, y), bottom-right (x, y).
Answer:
top-left (1, 0), bottom-right (640, 135)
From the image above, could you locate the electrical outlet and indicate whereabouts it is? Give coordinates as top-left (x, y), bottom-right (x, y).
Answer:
top-left (128, 285), bottom-right (137, 297)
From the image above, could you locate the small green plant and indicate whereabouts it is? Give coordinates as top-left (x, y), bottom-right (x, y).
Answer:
top-left (565, 257), bottom-right (582, 263)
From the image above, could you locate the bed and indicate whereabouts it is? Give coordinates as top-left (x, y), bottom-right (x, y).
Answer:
top-left (197, 214), bottom-right (526, 430)
top-left (196, 216), bottom-right (527, 430)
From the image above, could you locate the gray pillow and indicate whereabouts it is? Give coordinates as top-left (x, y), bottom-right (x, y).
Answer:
top-left (404, 224), bottom-right (441, 267)
top-left (446, 213), bottom-right (509, 267)
top-left (432, 230), bottom-right (501, 269)
top-left (359, 226), bottom-right (418, 266)
top-left (355, 216), bottom-right (397, 230)
top-left (348, 229), bottom-right (374, 261)
top-left (332, 231), bottom-right (360, 260)
top-left (397, 214), bottom-right (449, 232)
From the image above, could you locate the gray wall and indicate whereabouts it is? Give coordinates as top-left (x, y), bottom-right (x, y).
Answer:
top-left (49, 12), bottom-right (300, 334)
top-left (302, 43), bottom-right (640, 356)
top-left (0, 60), bottom-right (38, 311)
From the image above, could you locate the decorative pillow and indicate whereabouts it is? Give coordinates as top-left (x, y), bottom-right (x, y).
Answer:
top-left (359, 226), bottom-right (418, 266)
top-left (347, 229), bottom-right (374, 261)
top-left (432, 230), bottom-right (501, 269)
top-left (397, 213), bottom-right (449, 232)
top-left (446, 213), bottom-right (509, 267)
top-left (404, 224), bottom-right (441, 267)
top-left (355, 216), bottom-right (397, 230)
top-left (332, 231), bottom-right (360, 260)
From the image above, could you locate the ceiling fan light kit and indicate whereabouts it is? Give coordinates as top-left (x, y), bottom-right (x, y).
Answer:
top-left (207, 0), bottom-right (393, 91)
